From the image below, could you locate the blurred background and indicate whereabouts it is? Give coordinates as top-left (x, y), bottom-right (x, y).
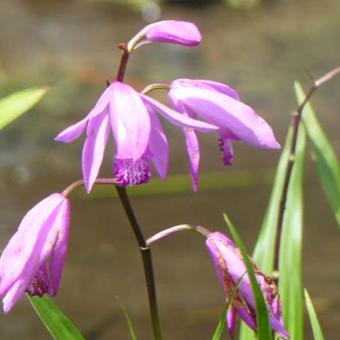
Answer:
top-left (0, 0), bottom-right (340, 338)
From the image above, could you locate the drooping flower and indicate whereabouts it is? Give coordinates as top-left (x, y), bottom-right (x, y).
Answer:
top-left (168, 79), bottom-right (281, 190)
top-left (55, 81), bottom-right (218, 193)
top-left (0, 193), bottom-right (70, 313)
top-left (205, 231), bottom-right (288, 339)
top-left (127, 20), bottom-right (201, 51)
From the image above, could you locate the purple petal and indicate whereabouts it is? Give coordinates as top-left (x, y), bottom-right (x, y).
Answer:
top-left (49, 198), bottom-right (71, 295)
top-left (147, 111), bottom-right (168, 180)
top-left (168, 93), bottom-right (201, 190)
top-left (55, 118), bottom-right (88, 143)
top-left (141, 94), bottom-right (218, 132)
top-left (55, 85), bottom-right (112, 143)
top-left (171, 79), bottom-right (240, 100)
top-left (128, 20), bottom-right (201, 50)
top-left (0, 194), bottom-right (65, 297)
top-left (235, 304), bottom-right (257, 331)
top-left (109, 82), bottom-right (151, 161)
top-left (226, 307), bottom-right (237, 337)
top-left (183, 128), bottom-right (200, 192)
top-left (170, 87), bottom-right (280, 149)
top-left (82, 111), bottom-right (110, 193)
top-left (2, 280), bottom-right (27, 314)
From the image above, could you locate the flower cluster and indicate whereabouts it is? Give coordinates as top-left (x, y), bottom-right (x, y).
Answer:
top-left (0, 20), bottom-right (285, 339)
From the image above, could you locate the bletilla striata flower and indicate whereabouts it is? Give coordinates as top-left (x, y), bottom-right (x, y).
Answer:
top-left (55, 81), bottom-right (218, 193)
top-left (127, 20), bottom-right (201, 51)
top-left (0, 193), bottom-right (70, 313)
top-left (168, 79), bottom-right (280, 190)
top-left (206, 231), bottom-right (288, 339)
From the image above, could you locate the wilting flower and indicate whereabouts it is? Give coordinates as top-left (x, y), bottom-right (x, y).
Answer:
top-left (206, 231), bottom-right (288, 339)
top-left (55, 81), bottom-right (218, 192)
top-left (168, 79), bottom-right (280, 190)
top-left (0, 193), bottom-right (70, 313)
top-left (127, 20), bottom-right (201, 51)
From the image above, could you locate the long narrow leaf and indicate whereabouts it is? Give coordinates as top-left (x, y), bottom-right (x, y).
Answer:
top-left (224, 214), bottom-right (271, 340)
top-left (252, 129), bottom-right (293, 273)
top-left (278, 116), bottom-right (306, 340)
top-left (116, 298), bottom-right (138, 340)
top-left (304, 290), bottom-right (325, 340)
top-left (239, 127), bottom-right (293, 340)
top-left (0, 87), bottom-right (47, 130)
top-left (28, 295), bottom-right (85, 340)
top-left (295, 82), bottom-right (340, 228)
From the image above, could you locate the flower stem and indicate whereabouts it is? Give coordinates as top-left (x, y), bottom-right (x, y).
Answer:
top-left (273, 67), bottom-right (340, 275)
top-left (113, 43), bottom-right (163, 339)
top-left (115, 186), bottom-right (162, 340)
top-left (147, 224), bottom-right (209, 246)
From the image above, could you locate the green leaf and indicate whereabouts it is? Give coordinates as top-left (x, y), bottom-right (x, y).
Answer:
top-left (239, 127), bottom-right (293, 340)
top-left (0, 87), bottom-right (47, 130)
top-left (252, 129), bottom-right (293, 274)
top-left (116, 297), bottom-right (138, 340)
top-left (27, 295), bottom-right (85, 340)
top-left (304, 290), bottom-right (325, 340)
top-left (211, 274), bottom-right (245, 340)
top-left (295, 81), bottom-right (340, 228)
top-left (278, 117), bottom-right (306, 340)
top-left (224, 214), bottom-right (272, 340)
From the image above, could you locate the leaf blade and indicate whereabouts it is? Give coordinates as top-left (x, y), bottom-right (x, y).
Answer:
top-left (304, 289), bottom-right (325, 340)
top-left (224, 214), bottom-right (272, 340)
top-left (278, 103), bottom-right (306, 340)
top-left (295, 81), bottom-right (340, 227)
top-left (0, 87), bottom-right (47, 130)
top-left (27, 295), bottom-right (85, 340)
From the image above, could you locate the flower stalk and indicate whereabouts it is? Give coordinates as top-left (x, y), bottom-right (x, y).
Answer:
top-left (114, 41), bottom-right (162, 340)
top-left (273, 66), bottom-right (340, 274)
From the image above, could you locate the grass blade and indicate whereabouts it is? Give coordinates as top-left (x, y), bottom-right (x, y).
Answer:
top-left (116, 298), bottom-right (138, 340)
top-left (28, 295), bottom-right (85, 340)
top-left (0, 87), bottom-right (47, 130)
top-left (304, 289), bottom-right (325, 340)
top-left (224, 214), bottom-right (271, 340)
top-left (278, 116), bottom-right (306, 340)
top-left (295, 81), bottom-right (340, 228)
